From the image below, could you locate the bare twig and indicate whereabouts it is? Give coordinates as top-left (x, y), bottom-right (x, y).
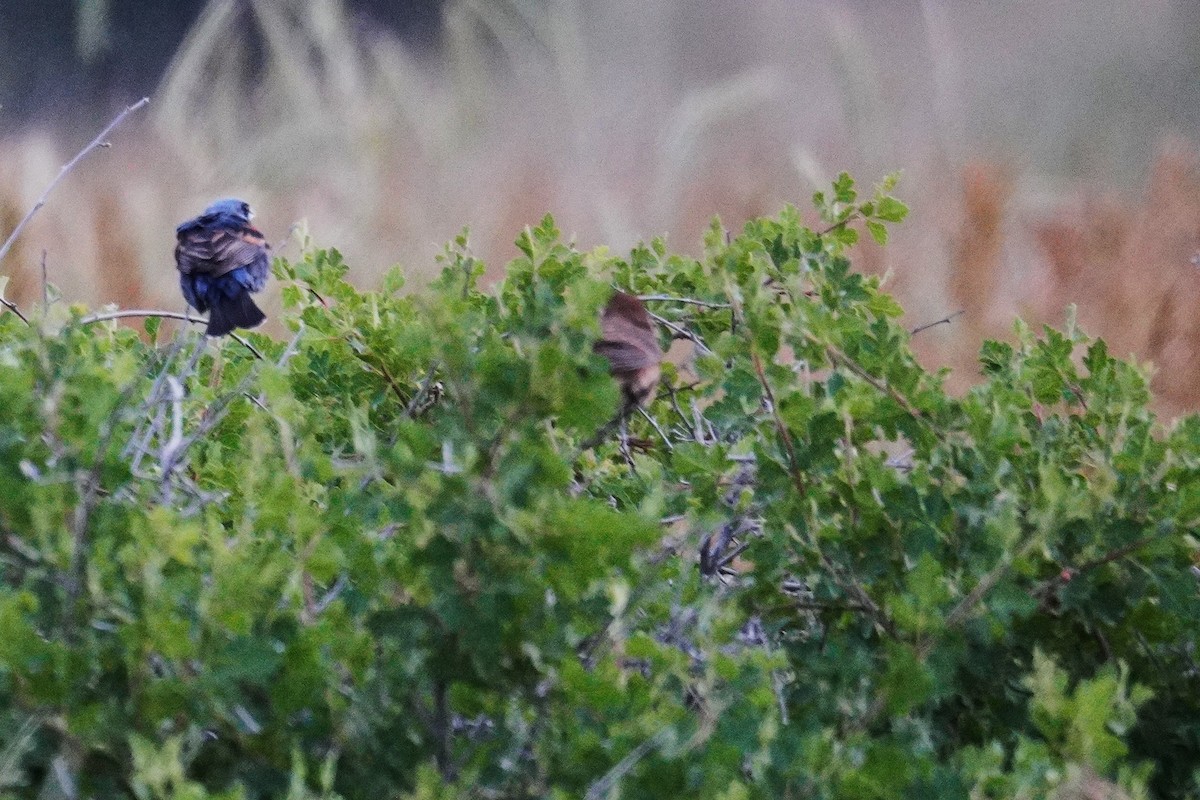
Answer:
top-left (884, 448), bottom-right (916, 472)
top-left (433, 679), bottom-right (454, 780)
top-left (129, 334), bottom-right (207, 475)
top-left (750, 351), bottom-right (806, 498)
top-left (246, 323), bottom-right (308, 416)
top-left (125, 333), bottom-right (197, 463)
top-left (348, 340), bottom-right (407, 405)
top-left (910, 310), bottom-right (964, 336)
top-left (65, 379), bottom-right (141, 643)
top-left (821, 554), bottom-right (898, 640)
top-left (156, 377), bottom-right (186, 501)
top-left (307, 288), bottom-right (329, 308)
top-left (617, 416), bottom-right (637, 471)
top-left (275, 322), bottom-right (306, 368)
top-left (79, 309), bottom-right (199, 325)
top-left (916, 531), bottom-right (1049, 660)
top-left (578, 414), bottom-right (623, 453)
top-left (638, 294), bottom-right (731, 310)
top-left (177, 368), bottom-right (261, 455)
top-left (40, 249), bottom-right (48, 308)
top-left (693, 399), bottom-right (716, 445)
top-left (806, 332), bottom-right (923, 420)
top-left (312, 574), bottom-right (348, 616)
top-left (700, 519), bottom-right (756, 576)
top-left (787, 523), bottom-right (898, 640)
top-left (78, 309), bottom-right (264, 360)
top-left (819, 212), bottom-right (862, 235)
top-left (585, 728), bottom-right (674, 800)
top-left (243, 392), bottom-right (270, 413)
top-left (1031, 534), bottom-right (1159, 603)
top-left (664, 383), bottom-right (699, 442)
top-left (637, 406), bottom-right (674, 451)
top-left (648, 311), bottom-right (713, 355)
top-left (0, 294), bottom-right (29, 325)
top-left (0, 97), bottom-right (150, 269)
top-left (228, 334), bottom-right (265, 361)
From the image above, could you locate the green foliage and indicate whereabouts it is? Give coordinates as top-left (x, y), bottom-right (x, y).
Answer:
top-left (0, 175), bottom-right (1196, 799)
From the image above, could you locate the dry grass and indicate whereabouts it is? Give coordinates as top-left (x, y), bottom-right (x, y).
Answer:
top-left (900, 142), bottom-right (1200, 415)
top-left (1026, 142), bottom-right (1200, 414)
top-left (1, 0), bottom-right (1199, 413)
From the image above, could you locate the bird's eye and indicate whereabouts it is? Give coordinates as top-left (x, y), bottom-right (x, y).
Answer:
top-left (241, 203), bottom-right (251, 216)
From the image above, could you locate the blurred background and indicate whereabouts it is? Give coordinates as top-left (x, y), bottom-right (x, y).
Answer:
top-left (2, 0), bottom-right (1199, 413)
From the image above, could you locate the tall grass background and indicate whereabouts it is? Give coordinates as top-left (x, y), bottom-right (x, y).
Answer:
top-left (2, 0), bottom-right (1199, 412)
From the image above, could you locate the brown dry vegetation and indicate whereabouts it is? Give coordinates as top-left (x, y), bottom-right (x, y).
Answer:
top-left (1, 0), bottom-right (1199, 414)
top-left (916, 142), bottom-right (1200, 416)
top-left (1029, 142), bottom-right (1200, 415)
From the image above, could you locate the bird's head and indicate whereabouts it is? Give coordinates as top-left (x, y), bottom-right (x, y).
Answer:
top-left (204, 198), bottom-right (253, 222)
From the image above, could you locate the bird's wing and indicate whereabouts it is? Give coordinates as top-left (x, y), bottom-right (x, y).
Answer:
top-left (594, 292), bottom-right (663, 372)
top-left (175, 222), bottom-right (270, 278)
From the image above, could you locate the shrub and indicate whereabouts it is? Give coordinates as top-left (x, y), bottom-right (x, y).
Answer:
top-left (0, 174), bottom-right (1196, 799)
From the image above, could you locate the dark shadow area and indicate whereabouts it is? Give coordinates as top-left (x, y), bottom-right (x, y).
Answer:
top-left (0, 0), bottom-right (444, 125)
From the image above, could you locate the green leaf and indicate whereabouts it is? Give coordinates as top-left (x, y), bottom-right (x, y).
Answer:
top-left (874, 196), bottom-right (909, 222)
top-left (865, 219), bottom-right (889, 246)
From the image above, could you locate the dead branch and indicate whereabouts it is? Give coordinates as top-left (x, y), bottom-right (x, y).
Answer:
top-left (0, 97), bottom-right (150, 269)
top-left (910, 310), bottom-right (964, 336)
top-left (79, 309), bottom-right (264, 360)
top-left (0, 294), bottom-right (29, 325)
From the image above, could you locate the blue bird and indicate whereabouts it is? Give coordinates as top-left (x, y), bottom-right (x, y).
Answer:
top-left (175, 198), bottom-right (271, 337)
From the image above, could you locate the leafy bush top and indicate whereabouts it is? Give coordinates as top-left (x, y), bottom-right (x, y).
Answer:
top-left (0, 174), bottom-right (1197, 799)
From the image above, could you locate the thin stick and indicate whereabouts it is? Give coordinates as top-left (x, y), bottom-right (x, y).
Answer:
top-left (123, 332), bottom-right (191, 461)
top-left (0, 97), bottom-right (150, 269)
top-left (130, 334), bottom-right (207, 475)
top-left (819, 212), bottom-right (862, 235)
top-left (65, 378), bottom-right (141, 643)
top-left (665, 383), bottom-right (699, 442)
top-left (585, 728), bottom-right (673, 800)
top-left (79, 309), bottom-right (198, 325)
top-left (0, 295), bottom-right (29, 325)
top-left (750, 351), bottom-right (806, 498)
top-left (806, 332), bottom-right (923, 420)
top-left (78, 309), bottom-right (264, 360)
top-left (578, 414), bottom-right (622, 453)
top-left (1031, 534), bottom-right (1159, 601)
top-left (910, 309), bottom-right (964, 336)
top-left (637, 406), bottom-right (674, 451)
top-left (40, 249), bottom-right (48, 308)
top-left (638, 294), bottom-right (731, 309)
top-left (648, 311), bottom-right (713, 355)
top-left (157, 376), bottom-right (187, 503)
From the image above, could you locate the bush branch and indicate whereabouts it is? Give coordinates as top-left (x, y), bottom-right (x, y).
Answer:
top-left (0, 294), bottom-right (29, 325)
top-left (79, 309), bottom-right (264, 360)
top-left (638, 294), bottom-right (731, 309)
top-left (910, 310), bottom-right (964, 336)
top-left (647, 311), bottom-right (712, 355)
top-left (806, 332), bottom-right (923, 419)
top-left (0, 97), bottom-right (150, 269)
top-left (750, 350), bottom-right (806, 498)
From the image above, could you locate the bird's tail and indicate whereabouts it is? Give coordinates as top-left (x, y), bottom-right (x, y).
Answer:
top-left (206, 290), bottom-right (266, 337)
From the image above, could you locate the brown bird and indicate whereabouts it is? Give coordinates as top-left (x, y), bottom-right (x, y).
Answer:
top-left (593, 291), bottom-right (663, 409)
